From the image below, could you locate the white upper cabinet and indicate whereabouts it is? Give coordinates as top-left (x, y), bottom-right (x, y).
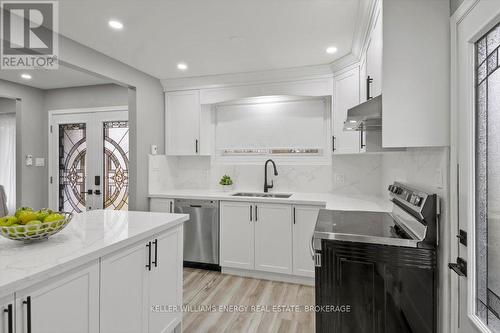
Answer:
top-left (365, 7), bottom-right (383, 99)
top-left (382, 0), bottom-right (449, 147)
top-left (332, 66), bottom-right (362, 154)
top-left (165, 90), bottom-right (201, 155)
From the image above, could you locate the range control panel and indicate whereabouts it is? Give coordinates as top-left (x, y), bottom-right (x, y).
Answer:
top-left (388, 182), bottom-right (428, 212)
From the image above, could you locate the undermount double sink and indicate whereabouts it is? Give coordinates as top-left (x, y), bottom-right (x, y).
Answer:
top-left (231, 192), bottom-right (292, 199)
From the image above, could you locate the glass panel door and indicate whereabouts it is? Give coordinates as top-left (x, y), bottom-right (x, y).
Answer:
top-left (103, 121), bottom-right (129, 210)
top-left (58, 123), bottom-right (87, 213)
top-left (475, 22), bottom-right (500, 331)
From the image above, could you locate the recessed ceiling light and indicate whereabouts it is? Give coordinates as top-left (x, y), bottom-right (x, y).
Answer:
top-left (177, 63), bottom-right (188, 70)
top-left (108, 20), bottom-right (124, 30)
top-left (20, 73), bottom-right (32, 80)
top-left (326, 46), bottom-right (338, 54)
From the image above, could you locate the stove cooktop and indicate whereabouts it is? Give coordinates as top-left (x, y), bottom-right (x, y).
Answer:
top-left (313, 209), bottom-right (420, 248)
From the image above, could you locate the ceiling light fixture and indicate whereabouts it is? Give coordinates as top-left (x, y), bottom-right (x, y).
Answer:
top-left (20, 73), bottom-right (32, 80)
top-left (108, 20), bottom-right (124, 30)
top-left (177, 63), bottom-right (188, 70)
top-left (326, 46), bottom-right (338, 54)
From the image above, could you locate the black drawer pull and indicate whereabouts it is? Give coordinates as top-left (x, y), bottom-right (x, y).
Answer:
top-left (3, 304), bottom-right (13, 333)
top-left (146, 242), bottom-right (152, 271)
top-left (152, 239), bottom-right (158, 267)
top-left (23, 296), bottom-right (31, 333)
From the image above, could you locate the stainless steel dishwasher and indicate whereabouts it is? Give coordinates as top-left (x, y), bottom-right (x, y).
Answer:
top-left (174, 199), bottom-right (219, 270)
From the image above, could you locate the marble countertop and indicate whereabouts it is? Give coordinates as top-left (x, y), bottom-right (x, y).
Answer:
top-left (149, 190), bottom-right (392, 212)
top-left (0, 210), bottom-right (189, 296)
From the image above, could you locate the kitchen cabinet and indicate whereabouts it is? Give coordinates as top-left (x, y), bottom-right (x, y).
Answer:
top-left (365, 7), bottom-right (383, 99)
top-left (0, 294), bottom-right (14, 333)
top-left (292, 205), bottom-right (320, 278)
top-left (15, 261), bottom-right (99, 333)
top-left (220, 201), bottom-right (254, 270)
top-left (254, 203), bottom-right (292, 274)
top-left (101, 227), bottom-right (183, 333)
top-left (382, 0), bottom-right (449, 147)
top-left (332, 66), bottom-right (362, 154)
top-left (150, 198), bottom-right (175, 213)
top-left (165, 90), bottom-right (201, 155)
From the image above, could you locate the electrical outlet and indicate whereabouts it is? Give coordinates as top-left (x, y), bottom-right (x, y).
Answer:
top-left (335, 174), bottom-right (345, 184)
top-left (35, 158), bottom-right (45, 167)
top-left (25, 155), bottom-right (33, 166)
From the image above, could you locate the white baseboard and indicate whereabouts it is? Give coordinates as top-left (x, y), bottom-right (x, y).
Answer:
top-left (221, 267), bottom-right (315, 286)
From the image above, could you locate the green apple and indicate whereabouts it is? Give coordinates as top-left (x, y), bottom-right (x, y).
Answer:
top-left (0, 216), bottom-right (18, 226)
top-left (15, 207), bottom-right (33, 218)
top-left (26, 220), bottom-right (42, 231)
top-left (18, 211), bottom-right (38, 225)
top-left (44, 213), bottom-right (65, 223)
top-left (36, 208), bottom-right (53, 221)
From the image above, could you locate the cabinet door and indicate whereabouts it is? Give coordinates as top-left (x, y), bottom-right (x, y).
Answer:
top-left (165, 90), bottom-right (200, 155)
top-left (101, 241), bottom-right (149, 333)
top-left (333, 67), bottom-right (361, 154)
top-left (148, 226), bottom-right (183, 333)
top-left (254, 203), bottom-right (292, 274)
top-left (150, 198), bottom-right (175, 213)
top-left (220, 201), bottom-right (254, 270)
top-left (16, 261), bottom-right (99, 333)
top-left (0, 294), bottom-right (14, 333)
top-left (366, 8), bottom-right (383, 97)
top-left (292, 205), bottom-right (320, 277)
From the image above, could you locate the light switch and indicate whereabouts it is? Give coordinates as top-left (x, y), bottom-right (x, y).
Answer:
top-left (25, 155), bottom-right (33, 166)
top-left (35, 158), bottom-right (45, 167)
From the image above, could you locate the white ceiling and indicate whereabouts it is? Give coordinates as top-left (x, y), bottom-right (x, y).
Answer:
top-left (58, 0), bottom-right (362, 79)
top-left (0, 66), bottom-right (111, 90)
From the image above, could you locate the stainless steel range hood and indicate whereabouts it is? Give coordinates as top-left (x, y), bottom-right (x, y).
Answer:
top-left (343, 95), bottom-right (382, 131)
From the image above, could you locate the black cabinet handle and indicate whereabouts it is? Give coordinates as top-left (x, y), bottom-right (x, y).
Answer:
top-left (250, 205), bottom-right (252, 221)
top-left (3, 304), bottom-right (13, 333)
top-left (146, 242), bottom-right (152, 271)
top-left (23, 296), bottom-right (31, 333)
top-left (169, 201), bottom-right (173, 213)
top-left (293, 207), bottom-right (296, 225)
top-left (195, 139), bottom-right (199, 154)
top-left (332, 136), bottom-right (336, 152)
top-left (366, 76), bottom-right (373, 100)
top-left (255, 205), bottom-right (258, 222)
top-left (152, 239), bottom-right (158, 267)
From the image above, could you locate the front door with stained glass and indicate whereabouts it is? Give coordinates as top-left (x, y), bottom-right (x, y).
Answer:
top-left (50, 111), bottom-right (129, 213)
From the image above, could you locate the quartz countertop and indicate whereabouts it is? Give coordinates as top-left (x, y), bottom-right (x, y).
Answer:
top-left (149, 190), bottom-right (392, 212)
top-left (0, 210), bottom-right (188, 296)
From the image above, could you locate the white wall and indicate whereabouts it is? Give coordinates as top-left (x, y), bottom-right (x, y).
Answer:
top-left (44, 84), bottom-right (128, 111)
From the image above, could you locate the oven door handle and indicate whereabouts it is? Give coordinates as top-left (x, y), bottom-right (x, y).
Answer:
top-left (310, 234), bottom-right (316, 260)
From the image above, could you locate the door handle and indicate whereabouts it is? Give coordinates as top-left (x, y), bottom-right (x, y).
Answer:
top-left (94, 189), bottom-right (101, 195)
top-left (145, 242), bottom-right (152, 271)
top-left (3, 304), bottom-right (13, 333)
top-left (81, 190), bottom-right (93, 195)
top-left (23, 296), bottom-right (31, 333)
top-left (449, 257), bottom-right (467, 277)
top-left (152, 239), bottom-right (158, 267)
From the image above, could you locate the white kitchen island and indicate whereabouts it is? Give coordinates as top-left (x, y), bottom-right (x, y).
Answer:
top-left (0, 210), bottom-right (188, 333)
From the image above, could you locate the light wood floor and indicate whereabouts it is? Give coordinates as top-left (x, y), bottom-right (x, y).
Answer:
top-left (183, 268), bottom-right (315, 333)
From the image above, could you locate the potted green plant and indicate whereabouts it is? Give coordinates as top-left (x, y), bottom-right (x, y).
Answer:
top-left (219, 175), bottom-right (234, 192)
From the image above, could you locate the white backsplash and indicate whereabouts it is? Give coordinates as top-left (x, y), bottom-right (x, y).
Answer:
top-left (149, 154), bottom-right (384, 196)
top-left (149, 147), bottom-right (449, 201)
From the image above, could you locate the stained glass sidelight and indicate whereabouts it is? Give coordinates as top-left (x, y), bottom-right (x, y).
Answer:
top-left (59, 123), bottom-right (87, 213)
top-left (103, 121), bottom-right (129, 210)
top-left (476, 22), bottom-right (500, 331)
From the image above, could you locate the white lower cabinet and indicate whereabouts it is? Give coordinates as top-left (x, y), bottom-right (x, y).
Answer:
top-left (150, 198), bottom-right (175, 213)
top-left (220, 201), bottom-right (254, 270)
top-left (15, 261), bottom-right (100, 333)
top-left (292, 205), bottom-right (321, 278)
top-left (254, 203), bottom-right (292, 274)
top-left (0, 294), bottom-right (14, 333)
top-left (101, 226), bottom-right (183, 333)
top-left (221, 201), bottom-right (316, 278)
